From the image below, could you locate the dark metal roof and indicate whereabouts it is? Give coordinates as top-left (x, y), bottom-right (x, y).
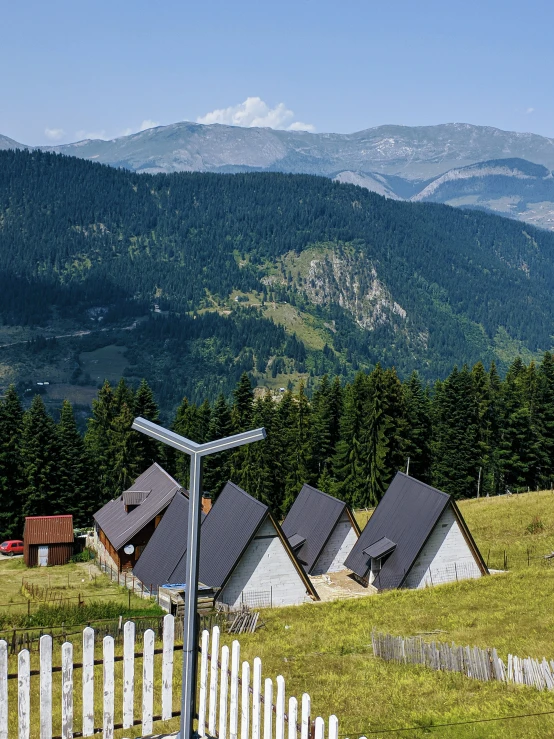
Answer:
top-left (169, 481), bottom-right (269, 588)
top-left (281, 483), bottom-right (358, 573)
top-left (363, 537), bottom-right (396, 559)
top-left (288, 534), bottom-right (306, 550)
top-left (93, 463), bottom-right (183, 550)
top-left (135, 480), bottom-right (318, 598)
top-left (133, 491), bottom-right (199, 590)
top-left (24, 515), bottom-right (74, 545)
top-left (344, 472), bottom-right (451, 589)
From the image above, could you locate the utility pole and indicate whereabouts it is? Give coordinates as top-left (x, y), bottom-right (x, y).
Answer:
top-left (132, 416), bottom-right (266, 739)
top-left (477, 466), bottom-right (482, 498)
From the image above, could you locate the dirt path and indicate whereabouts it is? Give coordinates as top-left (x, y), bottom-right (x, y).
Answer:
top-left (310, 570), bottom-right (376, 602)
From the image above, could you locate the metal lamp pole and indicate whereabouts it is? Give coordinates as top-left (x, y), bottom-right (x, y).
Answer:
top-left (131, 416), bottom-right (266, 739)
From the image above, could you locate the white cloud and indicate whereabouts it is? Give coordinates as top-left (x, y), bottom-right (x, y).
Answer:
top-left (525, 107), bottom-right (535, 114)
top-left (75, 129), bottom-right (108, 141)
top-left (44, 127), bottom-right (66, 141)
top-left (139, 119), bottom-right (159, 131)
top-left (197, 97), bottom-right (315, 132)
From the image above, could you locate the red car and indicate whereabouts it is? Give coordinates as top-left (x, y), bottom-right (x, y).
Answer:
top-left (0, 540), bottom-right (24, 556)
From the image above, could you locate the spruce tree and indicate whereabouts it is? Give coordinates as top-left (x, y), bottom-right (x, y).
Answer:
top-left (134, 379), bottom-right (161, 470)
top-left (0, 385), bottom-right (25, 538)
top-left (85, 380), bottom-right (117, 503)
top-left (171, 397), bottom-right (200, 487)
top-left (333, 372), bottom-right (369, 506)
top-left (283, 381), bottom-right (312, 512)
top-left (244, 394), bottom-right (275, 506)
top-left (110, 402), bottom-right (142, 492)
top-left (203, 394), bottom-right (233, 498)
top-left (21, 395), bottom-right (60, 518)
top-left (402, 371), bottom-right (432, 483)
top-left (431, 366), bottom-right (480, 498)
top-left (230, 373), bottom-right (254, 488)
top-left (57, 400), bottom-right (96, 525)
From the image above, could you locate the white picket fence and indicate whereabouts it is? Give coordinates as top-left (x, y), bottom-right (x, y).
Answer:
top-left (0, 616), bottom-right (339, 739)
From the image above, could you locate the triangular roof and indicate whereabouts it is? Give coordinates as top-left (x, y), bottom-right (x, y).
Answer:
top-left (24, 515), bottom-right (74, 545)
top-left (344, 472), bottom-right (487, 589)
top-left (281, 483), bottom-right (360, 573)
top-left (93, 463), bottom-right (183, 550)
top-left (135, 480), bottom-right (318, 599)
top-left (133, 490), bottom-right (202, 589)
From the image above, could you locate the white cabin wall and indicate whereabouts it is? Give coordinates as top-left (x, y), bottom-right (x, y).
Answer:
top-left (311, 513), bottom-right (358, 575)
top-left (404, 505), bottom-right (482, 589)
top-left (218, 518), bottom-right (312, 608)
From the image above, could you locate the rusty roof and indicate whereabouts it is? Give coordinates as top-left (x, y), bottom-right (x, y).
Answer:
top-left (24, 515), bottom-right (74, 545)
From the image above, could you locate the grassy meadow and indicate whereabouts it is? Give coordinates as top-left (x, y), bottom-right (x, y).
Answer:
top-left (3, 490), bottom-right (554, 737)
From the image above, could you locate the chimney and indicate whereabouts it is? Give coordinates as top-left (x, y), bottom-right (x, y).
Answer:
top-left (201, 493), bottom-right (212, 514)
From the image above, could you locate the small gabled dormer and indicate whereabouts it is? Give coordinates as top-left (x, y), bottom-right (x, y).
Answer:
top-left (122, 489), bottom-right (151, 513)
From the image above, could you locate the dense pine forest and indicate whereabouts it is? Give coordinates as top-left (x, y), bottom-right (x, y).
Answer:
top-left (3, 149), bottom-right (554, 390)
top-left (2, 353), bottom-right (554, 541)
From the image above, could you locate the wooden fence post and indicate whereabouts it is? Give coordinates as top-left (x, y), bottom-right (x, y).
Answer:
top-left (103, 636), bottom-right (114, 739)
top-left (276, 675), bottom-right (285, 739)
top-left (288, 697), bottom-right (298, 739)
top-left (18, 649), bottom-right (30, 739)
top-left (328, 715), bottom-right (338, 739)
top-left (314, 717), bottom-right (324, 739)
top-left (142, 629), bottom-right (155, 735)
top-left (252, 657), bottom-right (262, 739)
top-left (264, 678), bottom-right (273, 739)
top-left (301, 694), bottom-right (311, 739)
top-left (209, 626), bottom-right (221, 736)
top-left (162, 614), bottom-right (175, 721)
top-left (198, 630), bottom-right (210, 738)
top-left (230, 641), bottom-right (240, 739)
top-left (82, 627), bottom-right (94, 737)
top-left (219, 646), bottom-right (230, 739)
top-left (61, 642), bottom-right (73, 739)
top-left (0, 640), bottom-right (7, 739)
top-left (39, 635), bottom-right (52, 739)
top-left (241, 661), bottom-right (251, 739)
top-left (123, 621), bottom-right (135, 730)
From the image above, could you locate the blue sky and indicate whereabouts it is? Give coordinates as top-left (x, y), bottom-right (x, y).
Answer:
top-left (2, 0), bottom-right (553, 145)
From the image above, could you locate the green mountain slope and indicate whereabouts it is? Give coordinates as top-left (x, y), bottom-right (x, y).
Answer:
top-left (1, 148), bottom-right (554, 406)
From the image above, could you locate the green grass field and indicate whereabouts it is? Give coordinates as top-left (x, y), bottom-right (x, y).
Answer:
top-left (79, 344), bottom-right (128, 383)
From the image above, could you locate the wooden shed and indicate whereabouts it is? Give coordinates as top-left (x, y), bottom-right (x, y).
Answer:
top-left (23, 515), bottom-right (74, 567)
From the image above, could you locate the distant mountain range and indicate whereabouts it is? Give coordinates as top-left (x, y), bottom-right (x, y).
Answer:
top-left (2, 121), bottom-right (554, 229)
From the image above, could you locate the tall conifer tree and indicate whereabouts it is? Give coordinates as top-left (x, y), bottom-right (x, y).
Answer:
top-left (57, 400), bottom-right (96, 525)
top-left (0, 385), bottom-right (25, 538)
top-left (21, 395), bottom-right (60, 517)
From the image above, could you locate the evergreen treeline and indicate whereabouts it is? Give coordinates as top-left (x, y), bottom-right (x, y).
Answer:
top-left (3, 354), bottom-right (554, 541)
top-left (4, 149), bottom-right (554, 378)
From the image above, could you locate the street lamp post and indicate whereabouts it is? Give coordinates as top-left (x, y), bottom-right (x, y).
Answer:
top-left (131, 416), bottom-right (266, 739)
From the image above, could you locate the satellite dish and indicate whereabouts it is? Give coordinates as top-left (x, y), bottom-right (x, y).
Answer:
top-left (124, 544), bottom-right (135, 555)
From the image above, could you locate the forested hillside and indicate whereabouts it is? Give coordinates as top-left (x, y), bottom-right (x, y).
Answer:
top-left (1, 353), bottom-right (553, 541)
top-left (2, 149), bottom-right (554, 404)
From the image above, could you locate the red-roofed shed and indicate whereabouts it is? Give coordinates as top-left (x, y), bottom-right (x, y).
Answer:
top-left (24, 515), bottom-right (74, 567)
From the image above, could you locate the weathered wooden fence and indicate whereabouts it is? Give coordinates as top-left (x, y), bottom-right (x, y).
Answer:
top-left (0, 616), bottom-right (339, 739)
top-left (372, 631), bottom-right (554, 691)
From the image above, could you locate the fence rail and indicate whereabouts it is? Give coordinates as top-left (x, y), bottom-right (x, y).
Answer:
top-left (372, 631), bottom-right (554, 691)
top-left (0, 617), bottom-right (338, 739)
